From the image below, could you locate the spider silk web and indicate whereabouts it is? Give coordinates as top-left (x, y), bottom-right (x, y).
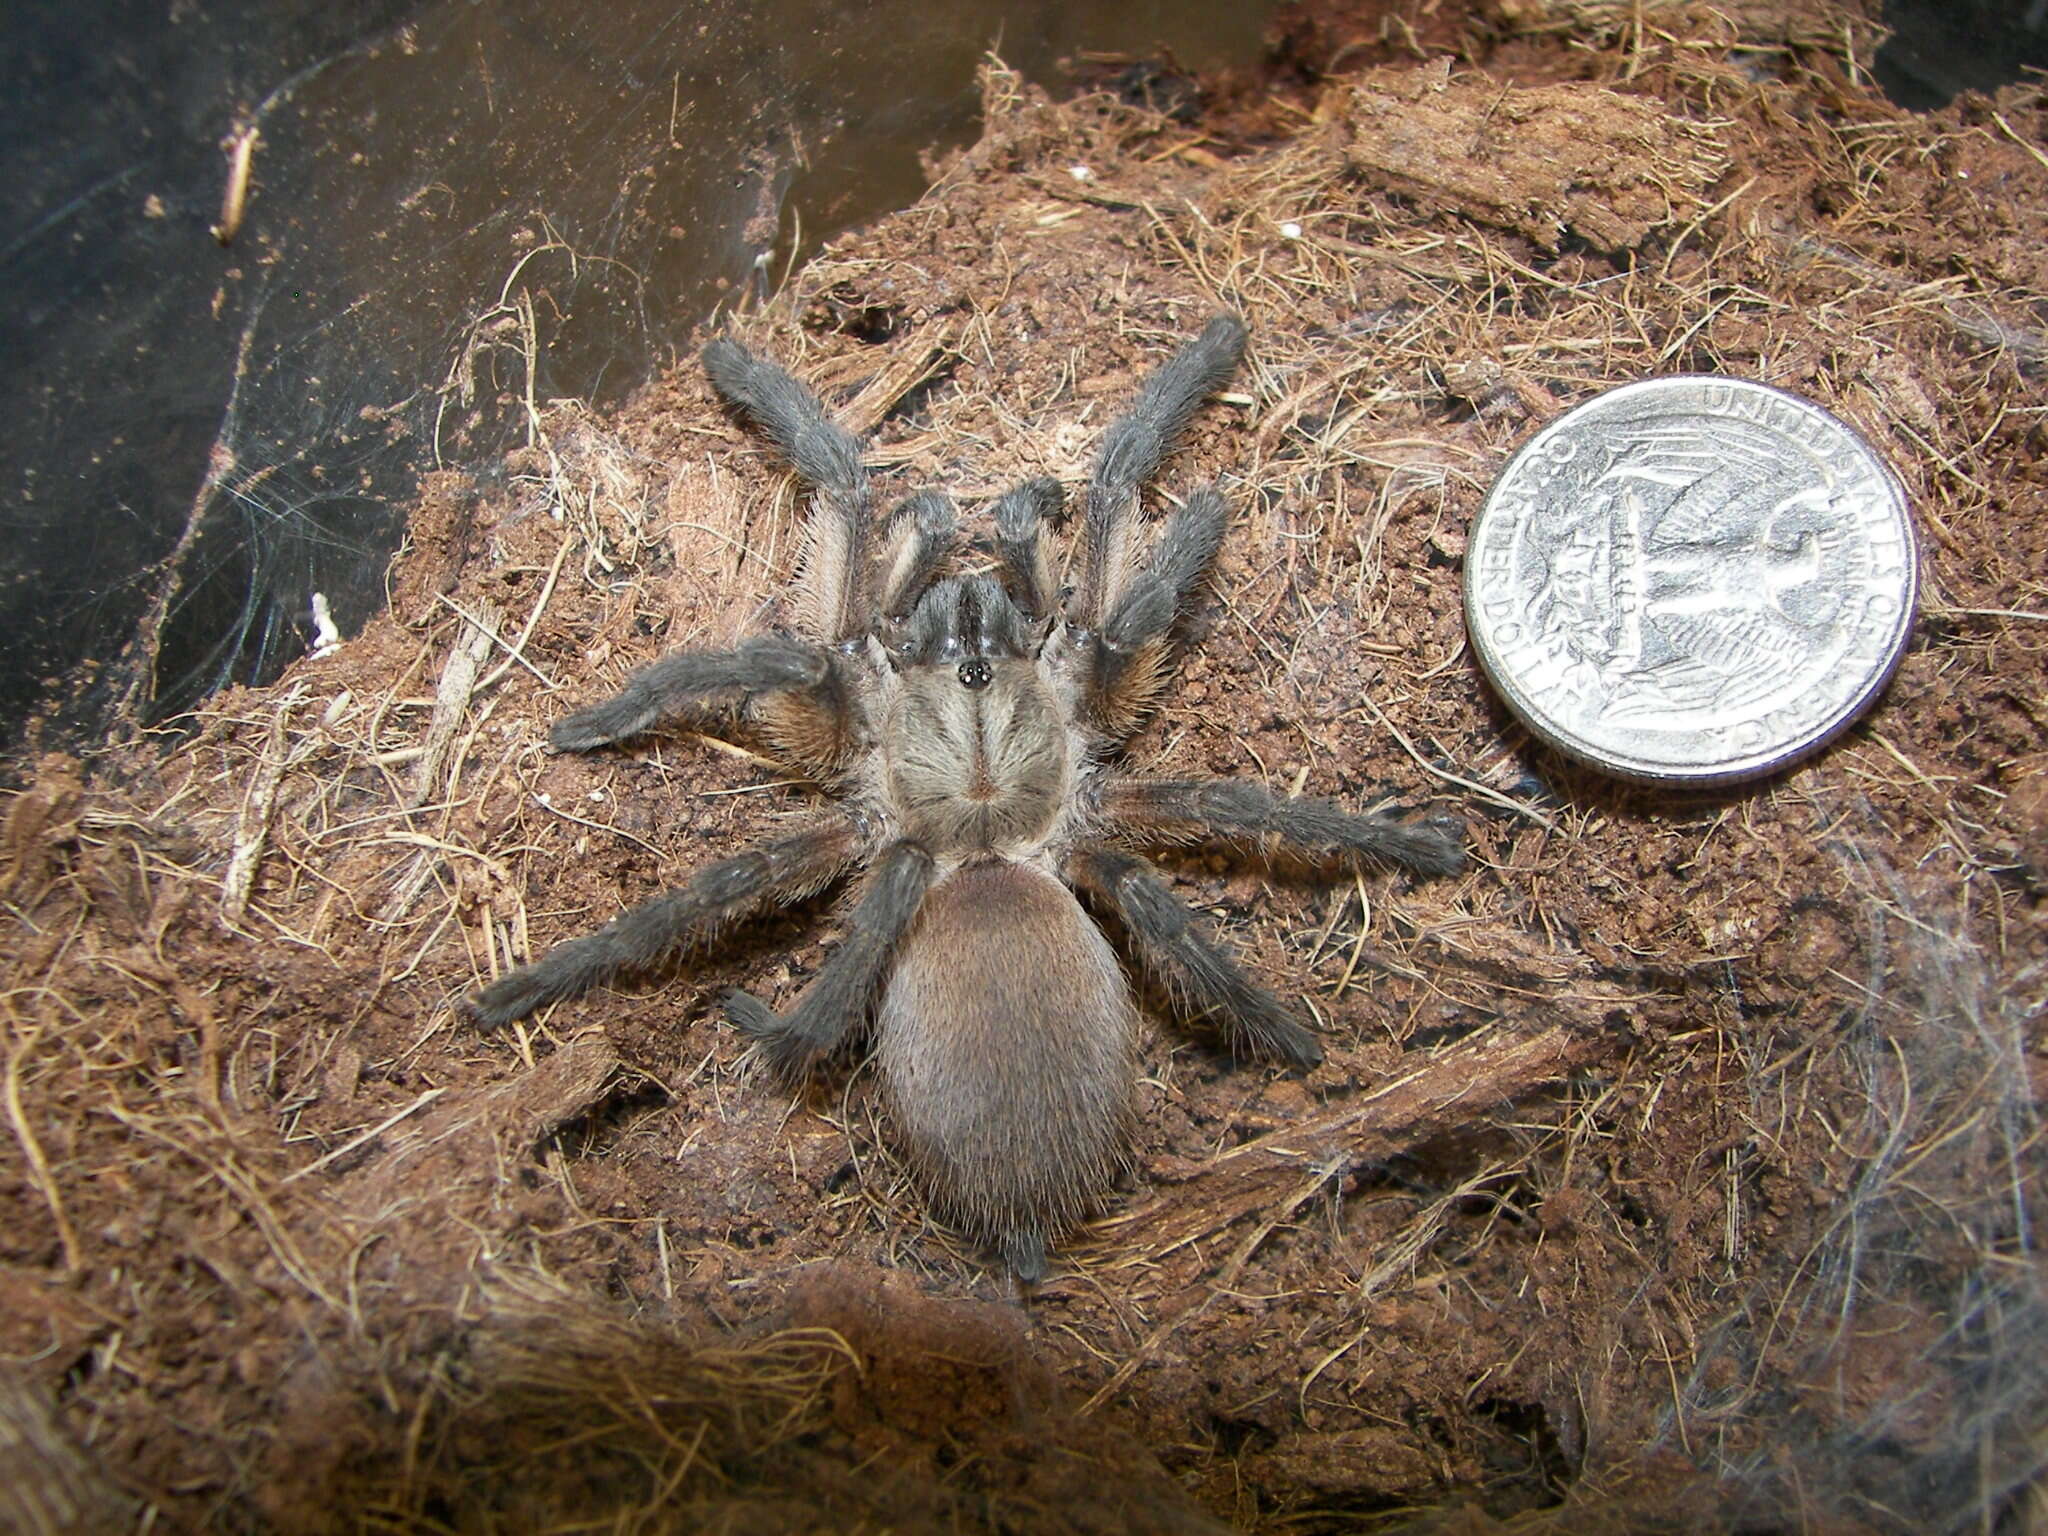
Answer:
top-left (0, 0), bottom-right (1271, 751)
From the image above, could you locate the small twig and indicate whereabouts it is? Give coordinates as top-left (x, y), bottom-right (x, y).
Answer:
top-left (1081, 1292), bottom-right (1225, 1416)
top-left (221, 687), bottom-right (307, 926)
top-left (1660, 174), bottom-right (1756, 280)
top-left (476, 535), bottom-right (576, 695)
top-left (1991, 111), bottom-right (2048, 176)
top-left (1930, 606), bottom-right (2048, 624)
top-left (1211, 1162), bottom-right (1339, 1294)
top-left (383, 831), bottom-right (514, 881)
top-left (2, 1014), bottom-right (82, 1273)
top-left (210, 124), bottom-right (258, 244)
top-left (413, 600), bottom-right (498, 807)
top-left (1349, 694), bottom-right (1556, 830)
top-left (280, 1088), bottom-right (448, 1185)
top-left (436, 593), bottom-right (562, 690)
top-left (689, 733), bottom-right (784, 769)
top-left (532, 794), bottom-right (666, 861)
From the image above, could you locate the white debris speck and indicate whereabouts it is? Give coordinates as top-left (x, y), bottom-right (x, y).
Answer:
top-left (1279, 221), bottom-right (1304, 240)
top-left (309, 592), bottom-right (342, 658)
top-left (1068, 163), bottom-right (1094, 182)
top-left (537, 792), bottom-right (553, 806)
top-left (587, 788), bottom-right (605, 802)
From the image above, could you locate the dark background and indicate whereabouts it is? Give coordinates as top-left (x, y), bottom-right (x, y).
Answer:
top-left (1, 0), bottom-right (2039, 753)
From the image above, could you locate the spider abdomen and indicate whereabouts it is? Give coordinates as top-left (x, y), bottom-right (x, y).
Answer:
top-left (875, 859), bottom-right (1136, 1277)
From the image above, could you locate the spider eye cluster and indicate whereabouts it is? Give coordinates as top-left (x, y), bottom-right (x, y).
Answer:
top-left (957, 658), bottom-right (993, 690)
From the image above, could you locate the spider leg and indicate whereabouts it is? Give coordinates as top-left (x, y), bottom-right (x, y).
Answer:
top-left (1069, 848), bottom-right (1321, 1069)
top-left (1084, 483), bottom-right (1230, 735)
top-left (702, 337), bottom-right (874, 643)
top-left (466, 818), bottom-right (861, 1027)
top-left (1098, 777), bottom-right (1466, 878)
top-left (877, 492), bottom-right (957, 622)
top-left (548, 635), bottom-right (850, 755)
top-left (725, 839), bottom-right (934, 1078)
top-left (990, 476), bottom-right (1063, 624)
top-left (1068, 312), bottom-right (1246, 632)
top-left (896, 572), bottom-right (1032, 668)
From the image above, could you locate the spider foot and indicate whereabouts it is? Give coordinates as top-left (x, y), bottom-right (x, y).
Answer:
top-left (1230, 1000), bottom-right (1324, 1071)
top-left (1391, 813), bottom-right (1468, 878)
top-left (465, 969), bottom-right (557, 1030)
top-left (725, 989), bottom-right (833, 1079)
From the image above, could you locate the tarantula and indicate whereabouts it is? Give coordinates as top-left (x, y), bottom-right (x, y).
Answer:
top-left (468, 313), bottom-right (1463, 1278)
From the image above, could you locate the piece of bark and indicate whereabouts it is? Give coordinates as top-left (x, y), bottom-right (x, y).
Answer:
top-left (1341, 66), bottom-right (1726, 252)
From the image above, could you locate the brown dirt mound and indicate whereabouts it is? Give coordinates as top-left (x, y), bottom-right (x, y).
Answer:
top-left (4, 2), bottom-right (2044, 1531)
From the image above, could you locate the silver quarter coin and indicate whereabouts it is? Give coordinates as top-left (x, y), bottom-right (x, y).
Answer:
top-left (1465, 376), bottom-right (1917, 785)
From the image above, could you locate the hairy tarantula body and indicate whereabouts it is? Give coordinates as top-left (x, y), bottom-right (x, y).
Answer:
top-left (468, 314), bottom-right (1463, 1278)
